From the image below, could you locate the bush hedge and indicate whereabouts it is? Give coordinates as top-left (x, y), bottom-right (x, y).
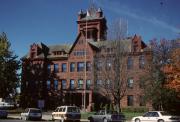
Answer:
top-left (122, 107), bottom-right (148, 113)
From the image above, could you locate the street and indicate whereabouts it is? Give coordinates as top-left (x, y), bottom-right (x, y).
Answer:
top-left (0, 113), bottom-right (90, 122)
top-left (0, 119), bottom-right (90, 122)
top-left (0, 120), bottom-right (51, 122)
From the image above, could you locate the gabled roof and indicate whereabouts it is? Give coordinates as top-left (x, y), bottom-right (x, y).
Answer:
top-left (88, 38), bottom-right (132, 52)
top-left (48, 44), bottom-right (72, 53)
top-left (22, 44), bottom-right (72, 60)
top-left (68, 31), bottom-right (84, 54)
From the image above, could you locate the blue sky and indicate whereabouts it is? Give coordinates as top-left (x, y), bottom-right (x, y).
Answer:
top-left (0, 0), bottom-right (180, 58)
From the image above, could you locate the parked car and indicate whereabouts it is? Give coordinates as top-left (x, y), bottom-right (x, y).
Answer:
top-left (20, 108), bottom-right (42, 121)
top-left (88, 110), bottom-right (125, 122)
top-left (0, 109), bottom-right (8, 119)
top-left (131, 111), bottom-right (180, 122)
top-left (0, 102), bottom-right (14, 108)
top-left (52, 106), bottom-right (81, 122)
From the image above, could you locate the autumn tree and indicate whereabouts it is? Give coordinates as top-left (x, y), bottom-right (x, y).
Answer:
top-left (144, 39), bottom-right (179, 112)
top-left (165, 40), bottom-right (180, 93)
top-left (94, 19), bottom-right (128, 112)
top-left (0, 32), bottom-right (20, 99)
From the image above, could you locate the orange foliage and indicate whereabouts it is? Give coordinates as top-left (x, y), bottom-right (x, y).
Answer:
top-left (165, 48), bottom-right (180, 92)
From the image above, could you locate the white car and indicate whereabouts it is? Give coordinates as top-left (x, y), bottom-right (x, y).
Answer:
top-left (20, 108), bottom-right (42, 121)
top-left (131, 111), bottom-right (180, 122)
top-left (52, 106), bottom-right (81, 122)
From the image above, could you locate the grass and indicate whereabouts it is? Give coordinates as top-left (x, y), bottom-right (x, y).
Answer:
top-left (80, 111), bottom-right (144, 120)
top-left (81, 112), bottom-right (95, 119)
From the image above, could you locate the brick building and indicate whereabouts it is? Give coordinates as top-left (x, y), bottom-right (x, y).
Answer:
top-left (21, 8), bottom-right (152, 111)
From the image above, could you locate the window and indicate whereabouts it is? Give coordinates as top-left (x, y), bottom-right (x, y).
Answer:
top-left (62, 80), bottom-right (66, 89)
top-left (139, 95), bottom-right (145, 106)
top-left (73, 50), bottom-right (88, 56)
top-left (54, 80), bottom-right (58, 90)
top-left (78, 79), bottom-right (83, 89)
top-left (96, 80), bottom-right (102, 86)
top-left (127, 57), bottom-right (133, 69)
top-left (70, 79), bottom-right (75, 89)
top-left (127, 78), bottom-right (133, 89)
top-left (86, 62), bottom-right (91, 71)
top-left (70, 63), bottom-right (75, 72)
top-left (77, 62), bottom-right (84, 72)
top-left (62, 63), bottom-right (67, 72)
top-left (47, 64), bottom-right (51, 73)
top-left (54, 64), bottom-right (59, 73)
top-left (97, 61), bottom-right (102, 71)
top-left (139, 55), bottom-right (145, 69)
top-left (106, 59), bottom-right (112, 70)
top-left (86, 80), bottom-right (91, 89)
top-left (127, 95), bottom-right (133, 106)
top-left (106, 80), bottom-right (111, 88)
top-left (47, 80), bottom-right (51, 90)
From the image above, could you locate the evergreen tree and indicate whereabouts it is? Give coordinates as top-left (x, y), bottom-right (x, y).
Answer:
top-left (0, 32), bottom-right (20, 99)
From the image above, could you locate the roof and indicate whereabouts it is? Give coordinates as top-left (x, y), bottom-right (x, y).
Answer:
top-left (88, 38), bottom-right (132, 52)
top-left (48, 44), bottom-right (72, 53)
top-left (22, 44), bottom-right (72, 60)
top-left (22, 36), bottom-right (149, 60)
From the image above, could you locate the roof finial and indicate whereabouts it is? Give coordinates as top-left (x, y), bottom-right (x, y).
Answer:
top-left (98, 7), bottom-right (102, 12)
top-left (86, 10), bottom-right (90, 17)
top-left (78, 9), bottom-right (83, 15)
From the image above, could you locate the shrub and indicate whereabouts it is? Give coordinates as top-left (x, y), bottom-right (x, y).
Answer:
top-left (122, 107), bottom-right (148, 113)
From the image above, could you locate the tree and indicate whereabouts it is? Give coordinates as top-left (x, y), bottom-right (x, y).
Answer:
top-left (94, 19), bottom-right (128, 112)
top-left (165, 40), bottom-right (180, 93)
top-left (0, 32), bottom-right (20, 99)
top-left (144, 39), bottom-right (179, 112)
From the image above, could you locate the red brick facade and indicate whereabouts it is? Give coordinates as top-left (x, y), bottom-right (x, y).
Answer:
top-left (21, 8), bottom-right (152, 111)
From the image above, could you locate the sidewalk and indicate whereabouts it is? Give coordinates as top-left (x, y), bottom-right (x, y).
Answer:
top-left (8, 113), bottom-right (52, 121)
top-left (8, 113), bottom-right (90, 121)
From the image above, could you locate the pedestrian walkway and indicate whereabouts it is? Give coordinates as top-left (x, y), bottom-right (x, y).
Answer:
top-left (8, 113), bottom-right (89, 121)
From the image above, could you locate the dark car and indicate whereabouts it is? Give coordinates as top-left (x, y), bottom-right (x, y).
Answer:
top-left (88, 110), bottom-right (125, 122)
top-left (20, 108), bottom-right (42, 121)
top-left (0, 109), bottom-right (8, 119)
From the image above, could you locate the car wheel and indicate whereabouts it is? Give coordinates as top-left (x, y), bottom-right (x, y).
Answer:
top-left (103, 118), bottom-right (108, 122)
top-left (25, 116), bottom-right (28, 121)
top-left (52, 115), bottom-right (54, 121)
top-left (135, 118), bottom-right (141, 122)
top-left (158, 119), bottom-right (164, 122)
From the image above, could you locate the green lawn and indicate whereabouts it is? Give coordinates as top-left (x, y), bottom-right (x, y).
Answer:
top-left (81, 112), bottom-right (144, 120)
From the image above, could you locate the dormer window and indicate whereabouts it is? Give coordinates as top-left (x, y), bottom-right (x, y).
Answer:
top-left (53, 51), bottom-right (65, 55)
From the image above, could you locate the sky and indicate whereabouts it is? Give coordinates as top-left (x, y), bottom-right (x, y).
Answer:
top-left (0, 0), bottom-right (180, 58)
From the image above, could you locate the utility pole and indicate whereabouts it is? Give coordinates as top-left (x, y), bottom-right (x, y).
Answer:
top-left (84, 12), bottom-right (88, 112)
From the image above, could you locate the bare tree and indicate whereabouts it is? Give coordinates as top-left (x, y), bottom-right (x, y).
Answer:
top-left (94, 19), bottom-right (128, 112)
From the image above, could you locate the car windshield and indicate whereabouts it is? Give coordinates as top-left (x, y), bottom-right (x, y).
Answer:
top-left (67, 107), bottom-right (80, 112)
top-left (58, 107), bottom-right (66, 112)
top-left (30, 109), bottom-right (41, 113)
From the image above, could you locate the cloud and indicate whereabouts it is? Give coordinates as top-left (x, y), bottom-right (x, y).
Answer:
top-left (95, 0), bottom-right (180, 34)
